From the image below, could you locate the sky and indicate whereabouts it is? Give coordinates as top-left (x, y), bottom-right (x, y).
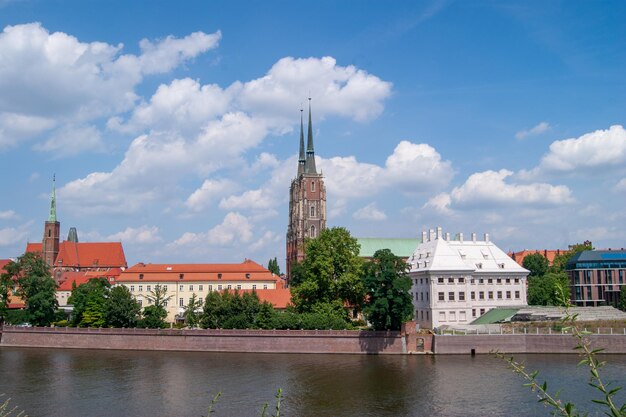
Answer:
top-left (1, 0), bottom-right (625, 270)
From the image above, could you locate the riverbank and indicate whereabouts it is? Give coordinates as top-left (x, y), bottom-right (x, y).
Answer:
top-left (4, 325), bottom-right (626, 354)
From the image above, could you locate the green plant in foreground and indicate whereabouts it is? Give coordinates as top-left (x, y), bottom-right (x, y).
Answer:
top-left (496, 286), bottom-right (626, 416)
top-left (0, 395), bottom-right (27, 417)
top-left (205, 388), bottom-right (282, 417)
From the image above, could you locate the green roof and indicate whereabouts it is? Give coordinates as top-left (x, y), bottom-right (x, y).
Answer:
top-left (471, 308), bottom-right (520, 325)
top-left (356, 238), bottom-right (420, 258)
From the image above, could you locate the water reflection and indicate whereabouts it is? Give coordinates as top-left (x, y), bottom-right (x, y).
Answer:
top-left (1, 348), bottom-right (625, 417)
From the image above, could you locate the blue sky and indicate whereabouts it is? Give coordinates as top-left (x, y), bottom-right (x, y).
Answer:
top-left (1, 0), bottom-right (625, 269)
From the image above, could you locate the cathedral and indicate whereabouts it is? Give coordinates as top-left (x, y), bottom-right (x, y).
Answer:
top-left (286, 100), bottom-right (327, 279)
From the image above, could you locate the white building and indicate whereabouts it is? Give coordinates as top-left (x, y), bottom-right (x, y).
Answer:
top-left (409, 227), bottom-right (528, 329)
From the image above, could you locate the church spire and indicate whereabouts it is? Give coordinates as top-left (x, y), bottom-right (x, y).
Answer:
top-left (297, 108), bottom-right (305, 176)
top-left (304, 98), bottom-right (317, 174)
top-left (48, 174), bottom-right (57, 222)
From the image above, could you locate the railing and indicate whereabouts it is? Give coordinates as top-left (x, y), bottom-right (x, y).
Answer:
top-left (438, 327), bottom-right (626, 336)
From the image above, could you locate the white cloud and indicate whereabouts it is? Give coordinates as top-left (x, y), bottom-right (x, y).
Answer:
top-left (180, 212), bottom-right (253, 247)
top-left (33, 124), bottom-right (104, 156)
top-left (0, 210), bottom-right (17, 220)
top-left (521, 125), bottom-right (626, 178)
top-left (249, 230), bottom-right (280, 252)
top-left (107, 225), bottom-right (162, 244)
top-left (353, 203), bottom-right (387, 221)
top-left (515, 121), bottom-right (550, 140)
top-left (185, 178), bottom-right (238, 212)
top-left (426, 169), bottom-right (574, 213)
top-left (0, 112), bottom-right (56, 148)
top-left (0, 224), bottom-right (30, 246)
top-left (614, 178), bottom-right (626, 193)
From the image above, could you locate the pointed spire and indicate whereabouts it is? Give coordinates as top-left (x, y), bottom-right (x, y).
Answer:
top-left (304, 97), bottom-right (317, 174)
top-left (297, 108), bottom-right (305, 176)
top-left (48, 174), bottom-right (57, 222)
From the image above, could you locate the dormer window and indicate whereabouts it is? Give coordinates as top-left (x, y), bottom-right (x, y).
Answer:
top-left (245, 273), bottom-right (251, 279)
top-left (218, 273), bottom-right (222, 279)
top-left (179, 273), bottom-right (184, 280)
top-left (476, 263), bottom-right (483, 269)
top-left (498, 263), bottom-right (505, 269)
top-left (139, 274), bottom-right (144, 280)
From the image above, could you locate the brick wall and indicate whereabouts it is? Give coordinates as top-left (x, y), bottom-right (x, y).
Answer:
top-left (0, 326), bottom-right (405, 355)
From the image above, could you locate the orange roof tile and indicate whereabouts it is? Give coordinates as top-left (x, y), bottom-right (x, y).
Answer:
top-left (25, 243), bottom-right (42, 253)
top-left (0, 259), bottom-right (10, 272)
top-left (57, 271), bottom-right (91, 291)
top-left (254, 288), bottom-right (292, 309)
top-left (25, 241), bottom-right (127, 269)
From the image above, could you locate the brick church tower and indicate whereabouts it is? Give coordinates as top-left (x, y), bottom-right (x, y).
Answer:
top-left (42, 176), bottom-right (60, 267)
top-left (286, 99), bottom-right (327, 279)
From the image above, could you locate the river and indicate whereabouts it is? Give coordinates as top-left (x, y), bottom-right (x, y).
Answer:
top-left (1, 348), bottom-right (625, 416)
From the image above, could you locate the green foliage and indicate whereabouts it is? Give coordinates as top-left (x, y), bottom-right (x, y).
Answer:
top-left (184, 293), bottom-right (203, 328)
top-left (267, 258), bottom-right (281, 275)
top-left (619, 286), bottom-right (626, 312)
top-left (527, 272), bottom-right (571, 306)
top-left (291, 227), bottom-right (364, 315)
top-left (363, 249), bottom-right (414, 331)
top-left (270, 302), bottom-right (349, 330)
top-left (201, 290), bottom-right (272, 329)
top-left (67, 278), bottom-right (110, 327)
top-left (105, 285), bottom-right (141, 327)
top-left (10, 253), bottom-right (58, 326)
top-left (550, 242), bottom-right (593, 273)
top-left (0, 394), bottom-right (27, 417)
top-left (0, 264), bottom-right (13, 323)
top-left (4, 309), bottom-right (30, 325)
top-left (522, 253), bottom-right (549, 278)
top-left (140, 305), bottom-right (168, 328)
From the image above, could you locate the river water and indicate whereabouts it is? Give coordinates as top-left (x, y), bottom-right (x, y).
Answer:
top-left (1, 348), bottom-right (626, 417)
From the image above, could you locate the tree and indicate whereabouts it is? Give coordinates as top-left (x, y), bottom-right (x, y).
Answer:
top-left (267, 257), bottom-right (281, 275)
top-left (105, 285), bottom-right (141, 327)
top-left (522, 253), bottom-right (549, 278)
top-left (11, 253), bottom-right (58, 326)
top-left (527, 272), bottom-right (570, 306)
top-left (618, 286), bottom-right (626, 312)
top-left (363, 249), bottom-right (414, 331)
top-left (183, 293), bottom-right (203, 328)
top-left (291, 227), bottom-right (364, 314)
top-left (0, 263), bottom-right (13, 324)
top-left (140, 284), bottom-right (172, 328)
top-left (68, 278), bottom-right (110, 327)
top-left (550, 241), bottom-right (593, 273)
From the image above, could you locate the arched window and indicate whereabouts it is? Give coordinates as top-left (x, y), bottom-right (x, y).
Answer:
top-left (310, 205), bottom-right (315, 217)
top-left (310, 225), bottom-right (316, 238)
top-left (311, 181), bottom-right (315, 192)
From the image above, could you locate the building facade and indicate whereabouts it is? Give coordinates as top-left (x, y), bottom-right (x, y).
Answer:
top-left (567, 250), bottom-right (626, 307)
top-left (286, 101), bottom-right (326, 279)
top-left (408, 228), bottom-right (528, 329)
top-left (116, 260), bottom-right (283, 322)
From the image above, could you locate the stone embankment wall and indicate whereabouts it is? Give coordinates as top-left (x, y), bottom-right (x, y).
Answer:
top-left (433, 334), bottom-right (626, 354)
top-left (0, 326), bottom-right (408, 355)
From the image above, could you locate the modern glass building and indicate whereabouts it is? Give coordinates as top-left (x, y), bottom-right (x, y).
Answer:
top-left (567, 250), bottom-right (626, 307)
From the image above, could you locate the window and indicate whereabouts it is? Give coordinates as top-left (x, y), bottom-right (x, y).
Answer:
top-left (448, 277), bottom-right (454, 284)
top-left (208, 285), bottom-right (212, 291)
top-left (438, 277), bottom-right (444, 284)
top-left (480, 308), bottom-right (485, 316)
top-left (147, 285), bottom-right (151, 292)
top-left (459, 292), bottom-right (465, 301)
top-left (189, 285), bottom-right (193, 291)
top-left (515, 291), bottom-right (520, 299)
top-left (439, 312), bottom-right (446, 322)
top-left (310, 205), bottom-right (315, 217)
top-left (506, 291), bottom-right (511, 299)
top-left (426, 292), bottom-right (429, 301)
top-left (179, 298), bottom-right (184, 307)
top-left (488, 279), bottom-right (493, 284)
top-left (138, 299), bottom-right (143, 307)
top-left (514, 279), bottom-right (520, 284)
top-left (479, 291), bottom-right (485, 300)
top-left (472, 309), bottom-right (476, 317)
top-left (420, 311), bottom-right (424, 320)
top-left (425, 278), bottom-right (429, 284)
top-left (420, 278), bottom-right (423, 285)
top-left (448, 292), bottom-right (455, 301)
top-left (506, 278), bottom-right (511, 284)
top-left (498, 263), bottom-right (505, 269)
top-left (458, 277), bottom-right (465, 283)
top-left (236, 284), bottom-right (241, 290)
top-left (138, 285), bottom-right (143, 292)
top-left (263, 284), bottom-right (268, 289)
top-left (497, 291), bottom-right (502, 299)
top-left (311, 181), bottom-right (315, 192)
top-left (163, 300), bottom-right (168, 307)
top-left (449, 311), bottom-right (456, 321)
top-left (252, 284), bottom-right (257, 290)
top-left (179, 285), bottom-right (184, 292)
top-left (476, 263), bottom-right (483, 269)
top-left (139, 274), bottom-right (144, 280)
top-left (426, 311), bottom-right (429, 320)
top-left (227, 285), bottom-right (232, 289)
top-left (130, 285), bottom-right (135, 292)
top-left (488, 291), bottom-right (493, 300)
top-left (310, 225), bottom-right (316, 238)
top-left (420, 292), bottom-right (423, 301)
top-left (218, 273), bottom-right (222, 279)
top-left (179, 273), bottom-right (184, 280)
top-left (438, 292), bottom-right (445, 301)
top-left (199, 285), bottom-right (203, 291)
top-left (471, 291), bottom-right (475, 300)
top-left (470, 278), bottom-right (475, 284)
top-left (189, 298), bottom-right (193, 305)
top-left (479, 279), bottom-right (484, 284)
top-left (496, 279), bottom-right (502, 284)
top-left (459, 311), bottom-right (467, 321)
top-left (218, 285), bottom-right (222, 290)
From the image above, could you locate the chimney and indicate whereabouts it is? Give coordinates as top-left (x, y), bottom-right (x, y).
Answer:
top-left (436, 227), bottom-right (443, 240)
top-left (459, 233), bottom-right (463, 242)
top-left (429, 229), bottom-right (435, 242)
top-left (421, 231), bottom-right (427, 243)
top-left (484, 233), bottom-right (489, 242)
top-left (445, 232), bottom-right (451, 241)
top-left (471, 233), bottom-right (476, 242)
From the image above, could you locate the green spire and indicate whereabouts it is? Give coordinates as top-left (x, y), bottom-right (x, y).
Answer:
top-left (298, 108), bottom-right (305, 176)
top-left (305, 98), bottom-right (317, 174)
top-left (48, 174), bottom-right (57, 222)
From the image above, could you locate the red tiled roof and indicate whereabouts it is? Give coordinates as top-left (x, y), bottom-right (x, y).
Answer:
top-left (8, 302), bottom-right (25, 309)
top-left (57, 271), bottom-right (91, 291)
top-left (0, 259), bottom-right (10, 272)
top-left (118, 260), bottom-right (277, 282)
top-left (255, 288), bottom-right (292, 309)
top-left (25, 241), bottom-right (127, 269)
top-left (508, 249), bottom-right (567, 266)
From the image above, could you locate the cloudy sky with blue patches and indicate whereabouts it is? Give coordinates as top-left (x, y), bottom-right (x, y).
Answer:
top-left (1, 0), bottom-right (625, 268)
